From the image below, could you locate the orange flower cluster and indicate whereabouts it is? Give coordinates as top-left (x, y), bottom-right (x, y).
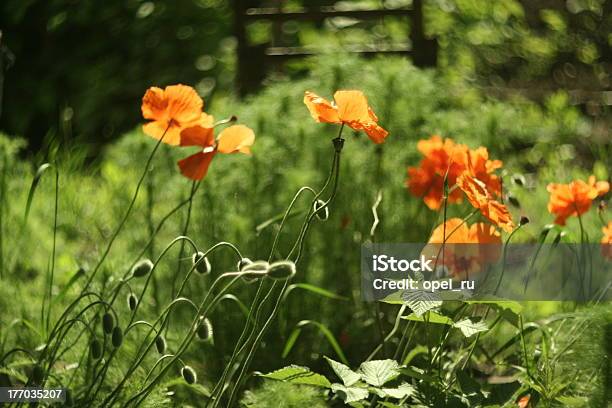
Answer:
top-left (406, 136), bottom-right (503, 211)
top-left (425, 218), bottom-right (501, 280)
top-left (601, 221), bottom-right (612, 260)
top-left (141, 84), bottom-right (254, 181)
top-left (407, 135), bottom-right (512, 232)
top-left (546, 176), bottom-right (609, 225)
top-left (304, 90), bottom-right (388, 144)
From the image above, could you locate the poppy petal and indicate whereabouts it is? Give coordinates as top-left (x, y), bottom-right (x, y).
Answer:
top-left (304, 91), bottom-right (340, 123)
top-left (142, 87), bottom-right (168, 121)
top-left (143, 121), bottom-right (182, 145)
top-left (217, 125), bottom-right (255, 154)
top-left (164, 84), bottom-right (204, 124)
top-left (334, 90), bottom-right (371, 123)
top-left (180, 113), bottom-right (216, 147)
top-left (177, 151), bottom-right (216, 180)
top-left (362, 122), bottom-right (389, 144)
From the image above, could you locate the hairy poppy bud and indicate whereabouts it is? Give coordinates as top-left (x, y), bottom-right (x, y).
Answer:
top-left (313, 199), bottom-right (329, 221)
top-left (132, 259), bottom-right (154, 278)
top-left (196, 317), bottom-right (213, 341)
top-left (102, 313), bottom-right (115, 335)
top-left (90, 339), bottom-right (103, 360)
top-left (241, 260), bottom-right (268, 282)
top-left (512, 174), bottom-right (526, 186)
top-left (266, 260), bottom-right (296, 281)
top-left (155, 335), bottom-right (167, 354)
top-left (333, 137), bottom-right (345, 152)
top-left (127, 293), bottom-right (138, 311)
top-left (181, 365), bottom-right (197, 384)
top-left (30, 364), bottom-right (44, 385)
top-left (507, 194), bottom-right (520, 208)
top-left (237, 257), bottom-right (253, 271)
top-left (599, 200), bottom-right (607, 212)
top-left (192, 252), bottom-right (211, 275)
top-left (519, 216), bottom-right (530, 226)
top-left (552, 231), bottom-right (566, 246)
top-left (111, 327), bottom-right (123, 348)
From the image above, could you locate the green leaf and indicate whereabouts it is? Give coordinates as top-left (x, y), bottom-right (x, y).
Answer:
top-left (282, 320), bottom-right (349, 364)
top-left (24, 163), bottom-right (52, 224)
top-left (52, 267), bottom-right (85, 306)
top-left (397, 366), bottom-right (436, 383)
top-left (454, 318), bottom-right (488, 337)
top-left (372, 383), bottom-right (416, 399)
top-left (286, 283), bottom-right (348, 301)
top-left (331, 383), bottom-right (369, 403)
top-left (324, 356), bottom-right (360, 386)
top-left (402, 311), bottom-right (453, 325)
top-left (358, 360), bottom-right (399, 387)
top-left (257, 365), bottom-right (331, 388)
top-left (401, 290), bottom-right (443, 317)
top-left (465, 298), bottom-right (523, 314)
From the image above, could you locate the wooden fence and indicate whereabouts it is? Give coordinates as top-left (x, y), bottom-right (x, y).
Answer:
top-left (233, 0), bottom-right (437, 94)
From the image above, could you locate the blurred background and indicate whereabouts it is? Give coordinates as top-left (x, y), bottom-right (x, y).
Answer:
top-left (0, 0), bottom-right (610, 154)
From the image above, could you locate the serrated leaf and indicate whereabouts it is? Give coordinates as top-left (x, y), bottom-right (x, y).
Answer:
top-left (325, 356), bottom-right (361, 386)
top-left (258, 365), bottom-right (331, 388)
top-left (402, 311), bottom-right (453, 325)
top-left (400, 290), bottom-right (442, 317)
top-left (373, 383), bottom-right (416, 399)
top-left (331, 383), bottom-right (369, 403)
top-left (359, 360), bottom-right (399, 387)
top-left (454, 319), bottom-right (488, 337)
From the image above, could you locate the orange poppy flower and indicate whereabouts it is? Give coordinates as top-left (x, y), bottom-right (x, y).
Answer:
top-left (547, 176), bottom-right (609, 225)
top-left (602, 221), bottom-right (612, 260)
top-left (303, 90), bottom-right (388, 143)
top-left (177, 122), bottom-right (255, 181)
top-left (517, 395), bottom-right (530, 408)
top-left (426, 218), bottom-right (501, 280)
top-left (406, 136), bottom-right (469, 210)
top-left (467, 147), bottom-right (503, 197)
top-left (406, 136), bottom-right (503, 211)
top-left (141, 84), bottom-right (203, 145)
top-left (457, 174), bottom-right (515, 233)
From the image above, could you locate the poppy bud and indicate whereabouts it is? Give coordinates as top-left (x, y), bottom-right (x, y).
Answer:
top-left (333, 137), bottom-right (345, 152)
top-left (30, 364), bottom-right (44, 385)
top-left (102, 313), bottom-right (115, 335)
top-left (90, 339), bottom-right (103, 360)
top-left (196, 317), bottom-right (213, 341)
top-left (155, 335), bottom-right (167, 354)
top-left (266, 260), bottom-right (296, 281)
top-left (599, 200), bottom-right (607, 212)
top-left (181, 365), bottom-right (197, 384)
top-left (111, 326), bottom-right (123, 348)
top-left (512, 174), bottom-right (526, 186)
top-left (237, 257), bottom-right (253, 271)
top-left (313, 199), bottom-right (329, 221)
top-left (241, 260), bottom-right (268, 282)
top-left (519, 216), bottom-right (530, 226)
top-left (507, 194), bottom-right (520, 208)
top-left (127, 293), bottom-right (138, 311)
top-left (552, 231), bottom-right (566, 246)
top-left (192, 252), bottom-right (211, 275)
top-left (132, 259), bottom-right (154, 278)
